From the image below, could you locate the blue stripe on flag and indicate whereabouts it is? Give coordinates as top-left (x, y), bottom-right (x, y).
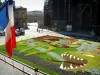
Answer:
top-left (0, 1), bottom-right (9, 30)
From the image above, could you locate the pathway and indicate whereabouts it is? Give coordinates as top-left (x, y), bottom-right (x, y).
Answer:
top-left (0, 53), bottom-right (48, 75)
top-left (0, 59), bottom-right (28, 75)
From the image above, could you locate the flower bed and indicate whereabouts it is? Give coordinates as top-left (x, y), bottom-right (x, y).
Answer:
top-left (35, 35), bottom-right (59, 41)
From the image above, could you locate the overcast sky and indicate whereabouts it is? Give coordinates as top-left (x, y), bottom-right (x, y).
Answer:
top-left (1, 0), bottom-right (45, 11)
top-left (15, 0), bottom-right (45, 11)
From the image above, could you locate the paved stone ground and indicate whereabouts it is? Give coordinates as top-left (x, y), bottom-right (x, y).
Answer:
top-left (0, 59), bottom-right (28, 75)
top-left (0, 53), bottom-right (47, 75)
top-left (0, 23), bottom-right (68, 45)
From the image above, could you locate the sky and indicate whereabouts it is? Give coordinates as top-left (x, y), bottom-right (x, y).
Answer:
top-left (1, 0), bottom-right (45, 11)
top-left (15, 0), bottom-right (45, 11)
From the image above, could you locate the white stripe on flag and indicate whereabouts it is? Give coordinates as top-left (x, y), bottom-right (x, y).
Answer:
top-left (5, 3), bottom-right (14, 43)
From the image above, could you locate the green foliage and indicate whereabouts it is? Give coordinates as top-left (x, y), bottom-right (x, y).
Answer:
top-left (0, 52), bottom-right (60, 75)
top-left (19, 47), bottom-right (33, 53)
top-left (0, 37), bottom-right (100, 74)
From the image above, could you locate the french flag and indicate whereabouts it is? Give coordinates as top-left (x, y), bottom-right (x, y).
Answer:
top-left (0, 0), bottom-right (16, 58)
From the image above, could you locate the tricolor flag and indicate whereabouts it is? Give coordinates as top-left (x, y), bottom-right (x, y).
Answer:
top-left (0, 0), bottom-right (16, 58)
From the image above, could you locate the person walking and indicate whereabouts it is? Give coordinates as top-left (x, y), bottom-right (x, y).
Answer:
top-left (34, 64), bottom-right (39, 75)
top-left (37, 28), bottom-right (38, 32)
top-left (39, 29), bottom-right (41, 33)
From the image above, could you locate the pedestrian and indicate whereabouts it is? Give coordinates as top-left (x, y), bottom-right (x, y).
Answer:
top-left (37, 28), bottom-right (38, 32)
top-left (34, 64), bottom-right (39, 75)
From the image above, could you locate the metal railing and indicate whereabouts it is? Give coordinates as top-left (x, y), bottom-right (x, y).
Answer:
top-left (0, 52), bottom-right (49, 75)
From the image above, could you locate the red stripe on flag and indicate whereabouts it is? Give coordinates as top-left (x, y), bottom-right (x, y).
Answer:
top-left (6, 26), bottom-right (16, 58)
top-left (6, 37), bottom-right (12, 58)
top-left (11, 26), bottom-right (16, 48)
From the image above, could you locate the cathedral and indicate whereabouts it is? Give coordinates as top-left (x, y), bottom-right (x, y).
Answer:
top-left (44, 0), bottom-right (100, 36)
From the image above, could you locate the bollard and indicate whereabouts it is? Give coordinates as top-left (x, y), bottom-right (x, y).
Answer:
top-left (23, 67), bottom-right (25, 75)
top-left (12, 61), bottom-right (14, 69)
top-left (4, 57), bottom-right (6, 63)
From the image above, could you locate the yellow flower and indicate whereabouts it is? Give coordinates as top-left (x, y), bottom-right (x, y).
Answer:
top-left (48, 46), bottom-right (55, 50)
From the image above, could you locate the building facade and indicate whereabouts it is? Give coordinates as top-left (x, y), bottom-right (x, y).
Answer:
top-left (14, 7), bottom-right (27, 29)
top-left (44, 0), bottom-right (100, 36)
top-left (27, 11), bottom-right (44, 28)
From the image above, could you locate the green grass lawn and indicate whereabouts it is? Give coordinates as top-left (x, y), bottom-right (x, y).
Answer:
top-left (13, 56), bottom-right (60, 75)
top-left (15, 39), bottom-right (77, 63)
top-left (0, 38), bottom-right (78, 75)
top-left (0, 37), bottom-right (100, 75)
top-left (0, 47), bottom-right (60, 75)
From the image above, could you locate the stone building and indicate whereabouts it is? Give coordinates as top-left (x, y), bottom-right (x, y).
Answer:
top-left (27, 11), bottom-right (44, 28)
top-left (14, 7), bottom-right (28, 29)
top-left (44, 0), bottom-right (100, 36)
